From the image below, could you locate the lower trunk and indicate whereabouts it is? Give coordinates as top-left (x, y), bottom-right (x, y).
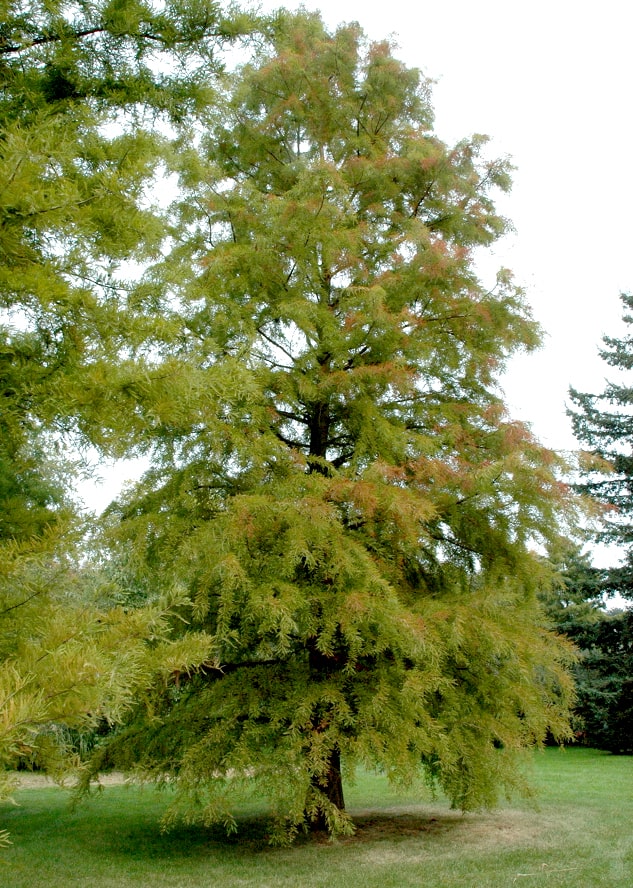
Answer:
top-left (310, 746), bottom-right (345, 831)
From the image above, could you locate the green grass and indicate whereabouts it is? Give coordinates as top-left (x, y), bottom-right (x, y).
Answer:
top-left (3, 748), bottom-right (632, 887)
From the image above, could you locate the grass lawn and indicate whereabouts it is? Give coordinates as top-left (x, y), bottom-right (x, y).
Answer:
top-left (2, 748), bottom-right (632, 887)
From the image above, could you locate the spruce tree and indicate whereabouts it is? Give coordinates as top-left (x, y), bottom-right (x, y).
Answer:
top-left (569, 291), bottom-right (633, 599)
top-left (95, 13), bottom-right (579, 840)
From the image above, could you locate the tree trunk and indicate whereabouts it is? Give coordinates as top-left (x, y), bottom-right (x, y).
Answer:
top-left (310, 745), bottom-right (345, 831)
top-left (308, 400), bottom-right (330, 472)
top-left (322, 745), bottom-right (345, 810)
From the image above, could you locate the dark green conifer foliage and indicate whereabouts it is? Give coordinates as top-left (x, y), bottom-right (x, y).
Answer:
top-left (569, 292), bottom-right (633, 598)
top-left (97, 13), bottom-right (579, 841)
top-left (563, 610), bottom-right (633, 754)
top-left (567, 293), bottom-right (633, 753)
top-left (541, 548), bottom-right (633, 754)
top-left (540, 545), bottom-right (606, 632)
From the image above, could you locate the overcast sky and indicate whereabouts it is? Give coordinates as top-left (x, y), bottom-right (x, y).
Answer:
top-left (89, 1), bottom-right (633, 576)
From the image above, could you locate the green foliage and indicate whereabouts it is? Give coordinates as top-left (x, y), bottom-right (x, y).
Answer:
top-left (567, 611), bottom-right (633, 754)
top-left (0, 0), bottom-right (253, 119)
top-left (0, 0), bottom-right (259, 801)
top-left (567, 294), bottom-right (633, 751)
top-left (569, 292), bottom-right (633, 598)
top-left (0, 559), bottom-right (209, 778)
top-left (94, 12), bottom-right (580, 841)
top-left (0, 0), bottom-right (255, 444)
top-left (540, 545), bottom-right (606, 632)
top-left (540, 546), bottom-right (633, 753)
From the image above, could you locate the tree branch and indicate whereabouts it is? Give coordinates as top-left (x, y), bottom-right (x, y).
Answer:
top-left (1, 27), bottom-right (109, 55)
top-left (0, 588), bottom-right (46, 618)
top-left (256, 326), bottom-right (297, 364)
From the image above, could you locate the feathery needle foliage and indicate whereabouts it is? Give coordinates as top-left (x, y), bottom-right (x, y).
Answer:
top-left (89, 11), bottom-right (581, 842)
top-left (0, 0), bottom-right (258, 799)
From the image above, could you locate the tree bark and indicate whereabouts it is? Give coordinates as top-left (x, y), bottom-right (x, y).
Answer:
top-left (322, 745), bottom-right (345, 810)
top-left (308, 400), bottom-right (330, 469)
top-left (310, 745), bottom-right (345, 831)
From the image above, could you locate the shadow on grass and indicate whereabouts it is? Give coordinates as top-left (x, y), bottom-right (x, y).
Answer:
top-left (108, 810), bottom-right (482, 860)
top-left (67, 798), bottom-right (472, 861)
top-left (8, 782), bottom-right (542, 868)
top-left (7, 751), bottom-right (632, 888)
top-left (98, 816), bottom-right (274, 859)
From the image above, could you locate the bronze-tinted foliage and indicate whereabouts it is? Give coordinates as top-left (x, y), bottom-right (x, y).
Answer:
top-left (97, 12), bottom-right (581, 842)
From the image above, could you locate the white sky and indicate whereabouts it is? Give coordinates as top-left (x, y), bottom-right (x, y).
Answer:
top-left (87, 1), bottom-right (633, 579)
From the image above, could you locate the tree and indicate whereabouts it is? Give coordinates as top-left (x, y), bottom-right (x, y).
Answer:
top-left (569, 292), bottom-right (633, 599)
top-left (91, 13), bottom-right (579, 841)
top-left (567, 293), bottom-right (633, 753)
top-left (539, 544), bottom-right (606, 633)
top-left (540, 547), bottom-right (633, 753)
top-left (565, 610), bottom-right (633, 753)
top-left (0, 0), bottom-right (255, 796)
top-left (537, 545), bottom-right (608, 743)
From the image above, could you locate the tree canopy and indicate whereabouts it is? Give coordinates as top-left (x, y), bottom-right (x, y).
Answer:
top-left (87, 13), bottom-right (580, 841)
top-left (1, 0), bottom-right (255, 442)
top-left (0, 0), bottom-right (254, 796)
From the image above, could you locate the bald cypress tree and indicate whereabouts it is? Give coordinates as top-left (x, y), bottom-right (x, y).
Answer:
top-left (97, 12), bottom-right (578, 841)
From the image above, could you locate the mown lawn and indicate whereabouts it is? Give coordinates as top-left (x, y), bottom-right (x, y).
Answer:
top-left (2, 748), bottom-right (632, 887)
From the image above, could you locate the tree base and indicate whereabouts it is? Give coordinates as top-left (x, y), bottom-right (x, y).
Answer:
top-left (309, 746), bottom-right (345, 832)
